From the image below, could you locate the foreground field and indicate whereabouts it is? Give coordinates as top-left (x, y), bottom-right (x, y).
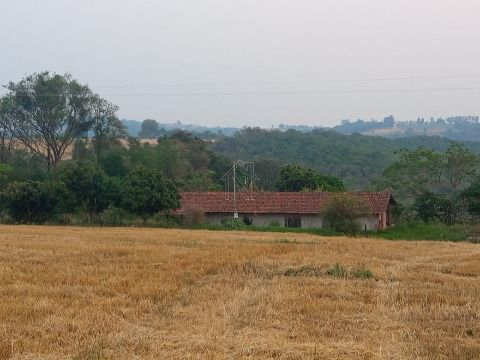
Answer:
top-left (0, 226), bottom-right (479, 359)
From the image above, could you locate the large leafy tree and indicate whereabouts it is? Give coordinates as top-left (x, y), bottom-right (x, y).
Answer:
top-left (383, 143), bottom-right (479, 223)
top-left (121, 166), bottom-right (180, 220)
top-left (0, 72), bottom-right (118, 169)
top-left (138, 119), bottom-right (160, 139)
top-left (55, 161), bottom-right (120, 218)
top-left (462, 179), bottom-right (480, 217)
top-left (90, 96), bottom-right (126, 157)
top-left (383, 144), bottom-right (478, 201)
top-left (275, 164), bottom-right (345, 192)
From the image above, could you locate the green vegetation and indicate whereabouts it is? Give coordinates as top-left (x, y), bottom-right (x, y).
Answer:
top-left (212, 127), bottom-right (480, 189)
top-left (321, 193), bottom-right (368, 234)
top-left (372, 223), bottom-right (468, 242)
top-left (275, 164), bottom-right (344, 192)
top-left (326, 263), bottom-right (348, 278)
top-left (350, 267), bottom-right (374, 279)
top-left (1, 72), bottom-right (480, 242)
top-left (283, 264), bottom-right (374, 279)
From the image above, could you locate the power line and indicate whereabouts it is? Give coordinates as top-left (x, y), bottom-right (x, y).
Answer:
top-left (89, 74), bottom-right (480, 89)
top-left (2, 86), bottom-right (480, 97)
top-left (79, 86), bottom-right (480, 96)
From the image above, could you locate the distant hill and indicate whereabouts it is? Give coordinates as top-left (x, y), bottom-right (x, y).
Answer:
top-left (334, 115), bottom-right (480, 142)
top-left (121, 119), bottom-right (239, 138)
top-left (211, 128), bottom-right (480, 190)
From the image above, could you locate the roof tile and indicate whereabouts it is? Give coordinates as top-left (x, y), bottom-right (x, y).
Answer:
top-left (177, 192), bottom-right (394, 215)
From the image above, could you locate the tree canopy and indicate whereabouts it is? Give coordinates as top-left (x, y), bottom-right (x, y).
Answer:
top-left (275, 164), bottom-right (345, 192)
top-left (0, 72), bottom-right (121, 168)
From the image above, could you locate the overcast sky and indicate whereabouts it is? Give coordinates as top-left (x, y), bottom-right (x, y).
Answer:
top-left (1, 0), bottom-right (480, 127)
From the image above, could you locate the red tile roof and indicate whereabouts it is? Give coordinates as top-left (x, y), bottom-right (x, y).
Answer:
top-left (177, 192), bottom-right (394, 215)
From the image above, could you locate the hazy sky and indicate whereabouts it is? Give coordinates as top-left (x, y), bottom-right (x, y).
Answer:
top-left (1, 0), bottom-right (480, 127)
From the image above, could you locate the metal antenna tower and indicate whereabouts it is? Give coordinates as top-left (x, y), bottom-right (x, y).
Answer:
top-left (222, 160), bottom-right (255, 219)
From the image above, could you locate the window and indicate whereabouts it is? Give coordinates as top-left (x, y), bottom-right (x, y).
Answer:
top-left (285, 216), bottom-right (302, 228)
top-left (242, 216), bottom-right (253, 226)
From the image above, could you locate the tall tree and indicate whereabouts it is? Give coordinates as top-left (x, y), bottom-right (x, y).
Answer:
top-left (275, 164), bottom-right (345, 192)
top-left (0, 124), bottom-right (13, 162)
top-left (121, 166), bottom-right (180, 220)
top-left (0, 72), bottom-right (106, 169)
top-left (383, 144), bottom-right (478, 201)
top-left (56, 161), bottom-right (120, 218)
top-left (138, 119), bottom-right (159, 139)
top-left (90, 96), bottom-right (126, 157)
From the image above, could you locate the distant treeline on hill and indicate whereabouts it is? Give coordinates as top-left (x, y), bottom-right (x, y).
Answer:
top-left (211, 127), bottom-right (480, 189)
top-left (124, 114), bottom-right (480, 143)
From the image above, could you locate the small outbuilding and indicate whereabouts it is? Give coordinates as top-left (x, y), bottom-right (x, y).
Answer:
top-left (177, 192), bottom-right (395, 231)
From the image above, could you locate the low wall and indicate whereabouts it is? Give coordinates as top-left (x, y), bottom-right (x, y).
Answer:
top-left (204, 213), bottom-right (380, 230)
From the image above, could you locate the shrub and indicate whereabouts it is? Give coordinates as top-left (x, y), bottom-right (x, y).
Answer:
top-left (326, 263), bottom-right (347, 278)
top-left (222, 218), bottom-right (247, 230)
top-left (183, 205), bottom-right (205, 225)
top-left (97, 207), bottom-right (130, 226)
top-left (351, 267), bottom-right (374, 279)
top-left (2, 180), bottom-right (58, 223)
top-left (121, 166), bottom-right (180, 221)
top-left (414, 192), bottom-right (462, 225)
top-left (54, 161), bottom-right (121, 219)
top-left (321, 194), bottom-right (368, 235)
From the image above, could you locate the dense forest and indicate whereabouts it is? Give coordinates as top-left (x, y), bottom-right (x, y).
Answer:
top-left (212, 127), bottom-right (480, 189)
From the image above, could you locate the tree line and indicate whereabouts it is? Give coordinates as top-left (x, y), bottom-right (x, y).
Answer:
top-left (1, 71), bottom-right (480, 229)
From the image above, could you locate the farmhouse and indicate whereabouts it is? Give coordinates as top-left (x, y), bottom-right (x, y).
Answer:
top-left (178, 192), bottom-right (395, 230)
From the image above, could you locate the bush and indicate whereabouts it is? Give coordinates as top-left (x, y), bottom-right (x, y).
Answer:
top-left (54, 161), bottom-right (121, 219)
top-left (326, 263), bottom-right (347, 278)
top-left (183, 205), bottom-right (205, 226)
top-left (351, 267), bottom-right (374, 279)
top-left (97, 207), bottom-right (130, 226)
top-left (2, 180), bottom-right (58, 223)
top-left (321, 194), bottom-right (368, 235)
top-left (414, 192), bottom-right (462, 225)
top-left (222, 218), bottom-right (247, 230)
top-left (121, 166), bottom-right (180, 220)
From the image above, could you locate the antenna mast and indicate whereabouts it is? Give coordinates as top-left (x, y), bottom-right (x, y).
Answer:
top-left (222, 160), bottom-right (255, 219)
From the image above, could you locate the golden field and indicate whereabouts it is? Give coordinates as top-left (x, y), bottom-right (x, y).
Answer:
top-left (0, 226), bottom-right (479, 360)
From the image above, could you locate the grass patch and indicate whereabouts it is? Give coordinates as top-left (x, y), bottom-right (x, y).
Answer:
top-left (372, 223), bottom-right (468, 242)
top-left (351, 267), bottom-right (374, 279)
top-left (284, 265), bottom-right (323, 277)
top-left (285, 264), bottom-right (374, 279)
top-left (193, 223), bottom-right (341, 237)
top-left (326, 263), bottom-right (347, 278)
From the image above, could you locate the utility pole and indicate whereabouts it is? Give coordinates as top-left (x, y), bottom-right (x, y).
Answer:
top-left (222, 160), bottom-right (255, 220)
top-left (233, 161), bottom-right (238, 219)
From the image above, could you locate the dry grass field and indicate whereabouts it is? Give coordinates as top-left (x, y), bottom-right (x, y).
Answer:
top-left (0, 226), bottom-right (479, 360)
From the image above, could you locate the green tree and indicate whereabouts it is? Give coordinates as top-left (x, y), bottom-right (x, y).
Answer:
top-left (321, 194), bottom-right (368, 234)
top-left (138, 119), bottom-right (159, 139)
top-left (2, 180), bottom-right (57, 223)
top-left (98, 149), bottom-right (130, 177)
top-left (55, 161), bottom-right (120, 218)
top-left (0, 126), bottom-right (13, 162)
top-left (462, 179), bottom-right (480, 217)
top-left (275, 164), bottom-right (345, 192)
top-left (0, 72), bottom-right (109, 169)
top-left (91, 96), bottom-right (126, 157)
top-left (383, 144), bottom-right (478, 200)
top-left (414, 192), bottom-right (462, 225)
top-left (121, 166), bottom-right (180, 220)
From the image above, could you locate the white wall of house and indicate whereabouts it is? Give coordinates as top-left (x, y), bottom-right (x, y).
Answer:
top-left (204, 212), bottom-right (381, 230)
